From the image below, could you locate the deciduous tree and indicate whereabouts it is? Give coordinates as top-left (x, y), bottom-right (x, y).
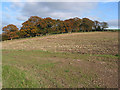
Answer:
top-left (2, 24), bottom-right (19, 40)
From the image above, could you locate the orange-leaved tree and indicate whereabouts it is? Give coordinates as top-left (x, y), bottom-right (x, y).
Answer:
top-left (2, 24), bottom-right (19, 40)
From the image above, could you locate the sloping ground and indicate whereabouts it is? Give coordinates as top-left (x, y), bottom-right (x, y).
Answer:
top-left (2, 32), bottom-right (118, 88)
top-left (2, 32), bottom-right (118, 55)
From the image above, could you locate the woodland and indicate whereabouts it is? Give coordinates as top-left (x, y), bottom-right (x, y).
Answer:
top-left (2, 16), bottom-right (108, 40)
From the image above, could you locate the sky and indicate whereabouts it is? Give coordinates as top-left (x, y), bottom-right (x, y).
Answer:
top-left (0, 0), bottom-right (119, 33)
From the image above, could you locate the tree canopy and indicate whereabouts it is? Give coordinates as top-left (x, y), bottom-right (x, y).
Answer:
top-left (2, 24), bottom-right (19, 40)
top-left (2, 16), bottom-right (108, 41)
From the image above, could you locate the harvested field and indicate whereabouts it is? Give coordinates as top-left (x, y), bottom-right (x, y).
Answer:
top-left (2, 32), bottom-right (118, 55)
top-left (2, 32), bottom-right (118, 88)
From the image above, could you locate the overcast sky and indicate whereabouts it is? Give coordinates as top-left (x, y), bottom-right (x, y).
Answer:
top-left (0, 0), bottom-right (119, 33)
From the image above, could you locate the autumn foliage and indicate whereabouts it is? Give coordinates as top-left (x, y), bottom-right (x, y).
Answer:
top-left (2, 16), bottom-right (108, 41)
top-left (2, 24), bottom-right (19, 40)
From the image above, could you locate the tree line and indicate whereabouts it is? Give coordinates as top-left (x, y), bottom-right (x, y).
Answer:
top-left (2, 16), bottom-right (108, 41)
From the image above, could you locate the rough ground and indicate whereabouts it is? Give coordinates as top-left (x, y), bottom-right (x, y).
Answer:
top-left (2, 32), bottom-right (118, 88)
top-left (2, 32), bottom-right (118, 55)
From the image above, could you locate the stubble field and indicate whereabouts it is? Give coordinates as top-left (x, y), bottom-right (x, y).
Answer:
top-left (2, 32), bottom-right (118, 88)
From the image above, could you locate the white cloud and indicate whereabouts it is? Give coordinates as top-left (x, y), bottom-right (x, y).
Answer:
top-left (108, 19), bottom-right (118, 27)
top-left (14, 22), bottom-right (22, 29)
top-left (84, 16), bottom-right (102, 21)
top-left (50, 12), bottom-right (74, 19)
top-left (1, 1), bottom-right (118, 30)
top-left (16, 15), bottom-right (28, 21)
top-left (20, 2), bottom-right (98, 20)
top-left (10, 2), bottom-right (24, 9)
top-left (2, 20), bottom-right (22, 29)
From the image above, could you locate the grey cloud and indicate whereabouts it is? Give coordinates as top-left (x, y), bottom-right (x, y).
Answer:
top-left (21, 2), bottom-right (98, 19)
top-left (16, 16), bottom-right (28, 21)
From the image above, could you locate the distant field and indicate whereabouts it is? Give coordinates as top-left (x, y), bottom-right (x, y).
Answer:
top-left (2, 32), bottom-right (118, 88)
top-left (2, 32), bottom-right (118, 55)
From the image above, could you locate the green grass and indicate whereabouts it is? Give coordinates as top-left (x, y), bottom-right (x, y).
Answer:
top-left (2, 65), bottom-right (39, 88)
top-left (2, 49), bottom-right (118, 88)
top-left (2, 32), bottom-right (118, 88)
